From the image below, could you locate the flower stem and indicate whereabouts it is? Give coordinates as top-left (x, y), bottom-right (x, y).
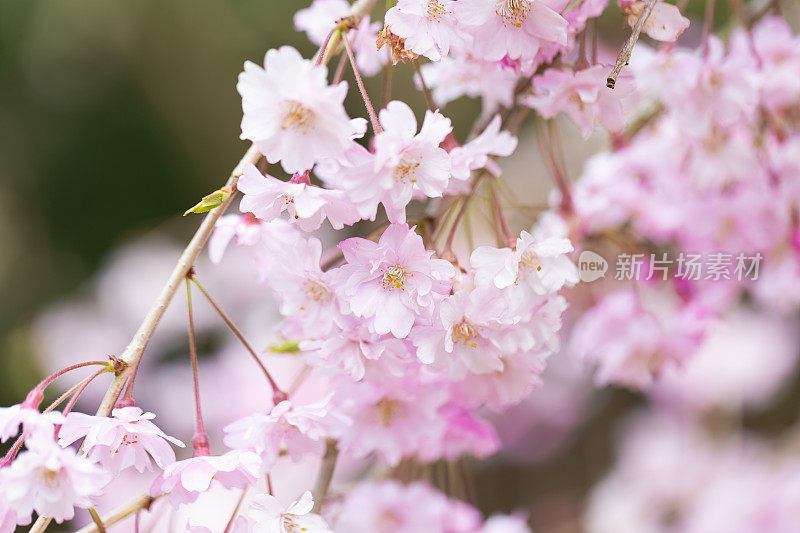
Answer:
top-left (412, 60), bottom-right (437, 112)
top-left (36, 361), bottom-right (109, 392)
top-left (311, 439), bottom-right (339, 512)
top-left (189, 275), bottom-right (287, 404)
top-left (54, 367), bottom-right (111, 439)
top-left (342, 34), bottom-right (383, 134)
top-left (186, 278), bottom-right (210, 456)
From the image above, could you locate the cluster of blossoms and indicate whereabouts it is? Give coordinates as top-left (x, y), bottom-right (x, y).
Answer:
top-left (7, 0), bottom-right (800, 530)
top-left (565, 15), bottom-right (800, 388)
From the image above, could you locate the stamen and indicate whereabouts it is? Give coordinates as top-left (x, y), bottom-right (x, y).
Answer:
top-left (495, 0), bottom-right (532, 28)
top-left (451, 320), bottom-right (479, 348)
top-left (427, 0), bottom-right (450, 22)
top-left (374, 398), bottom-right (404, 427)
top-left (393, 156), bottom-right (420, 184)
top-left (380, 265), bottom-right (408, 291)
top-left (281, 100), bottom-right (315, 133)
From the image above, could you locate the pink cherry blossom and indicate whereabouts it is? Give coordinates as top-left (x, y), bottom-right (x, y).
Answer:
top-left (223, 398), bottom-right (347, 467)
top-left (332, 480), bottom-right (482, 533)
top-left (238, 46), bottom-right (367, 173)
top-left (333, 223), bottom-right (455, 338)
top-left (420, 55), bottom-right (519, 117)
top-left (458, 0), bottom-right (569, 63)
top-left (241, 491), bottom-right (332, 533)
top-left (471, 231), bottom-right (578, 316)
top-left (0, 494), bottom-right (29, 533)
top-left (449, 115), bottom-right (518, 181)
top-left (750, 17), bottom-right (800, 112)
top-left (385, 0), bottom-right (471, 62)
top-left (293, 0), bottom-right (350, 45)
top-left (350, 16), bottom-right (390, 77)
top-left (58, 406), bottom-right (184, 474)
top-left (569, 288), bottom-right (712, 389)
top-left (0, 437), bottom-right (109, 523)
top-left (208, 213), bottom-right (270, 264)
top-left (237, 162), bottom-right (359, 232)
top-left (332, 372), bottom-right (448, 465)
top-left (348, 101), bottom-right (452, 223)
top-left (412, 286), bottom-right (511, 375)
top-left (149, 449), bottom-right (262, 506)
top-left (525, 65), bottom-right (633, 139)
top-left (620, 0), bottom-right (689, 42)
top-left (0, 403), bottom-right (63, 443)
top-left (255, 234), bottom-right (339, 338)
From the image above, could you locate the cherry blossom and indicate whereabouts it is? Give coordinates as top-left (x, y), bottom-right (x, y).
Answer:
top-left (412, 286), bottom-right (512, 374)
top-left (238, 46), bottom-right (367, 173)
top-left (332, 480), bottom-right (482, 533)
top-left (525, 65), bottom-right (634, 139)
top-left (237, 162), bottom-right (359, 232)
top-left (458, 0), bottom-right (569, 63)
top-left (0, 437), bottom-right (109, 523)
top-left (0, 403), bottom-right (63, 443)
top-left (58, 406), bottom-right (184, 474)
top-left (420, 54), bottom-right (519, 117)
top-left (449, 115), bottom-right (518, 181)
top-left (333, 223), bottom-right (455, 338)
top-left (620, 0), bottom-right (689, 42)
top-left (293, 0), bottom-right (350, 45)
top-left (471, 231), bottom-right (578, 316)
top-left (385, 0), bottom-right (471, 62)
top-left (223, 398), bottom-right (347, 467)
top-left (149, 449), bottom-right (262, 506)
top-left (240, 491), bottom-right (332, 533)
top-left (340, 101), bottom-right (452, 223)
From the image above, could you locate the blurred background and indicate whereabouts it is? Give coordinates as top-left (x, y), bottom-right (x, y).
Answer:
top-left (3, 1), bottom-right (800, 532)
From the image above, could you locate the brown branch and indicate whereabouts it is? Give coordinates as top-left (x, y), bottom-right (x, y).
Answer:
top-left (607, 0), bottom-right (658, 89)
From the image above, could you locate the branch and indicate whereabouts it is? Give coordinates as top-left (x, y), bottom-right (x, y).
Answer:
top-left (607, 0), bottom-right (658, 89)
top-left (73, 495), bottom-right (155, 533)
top-left (28, 144), bottom-right (260, 533)
top-left (311, 439), bottom-right (340, 513)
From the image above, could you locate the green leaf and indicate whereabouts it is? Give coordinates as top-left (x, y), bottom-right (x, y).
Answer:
top-left (267, 340), bottom-right (301, 353)
top-left (183, 186), bottom-right (233, 216)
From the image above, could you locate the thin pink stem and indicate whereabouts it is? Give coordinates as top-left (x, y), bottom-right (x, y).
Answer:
top-left (342, 34), bottom-right (382, 134)
top-left (490, 184), bottom-right (515, 248)
top-left (315, 27), bottom-right (339, 67)
top-left (37, 360), bottom-right (108, 391)
top-left (53, 367), bottom-right (109, 440)
top-left (189, 276), bottom-right (286, 404)
top-left (186, 278), bottom-right (210, 456)
top-left (333, 50), bottom-right (348, 85)
top-left (702, 0), bottom-right (716, 55)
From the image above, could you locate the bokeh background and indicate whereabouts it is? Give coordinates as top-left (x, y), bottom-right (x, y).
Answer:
top-left (3, 1), bottom-right (800, 532)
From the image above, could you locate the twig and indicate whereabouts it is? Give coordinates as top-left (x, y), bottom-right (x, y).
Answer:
top-left (87, 508), bottom-right (107, 533)
top-left (189, 275), bottom-right (286, 403)
top-left (607, 0), bottom-right (658, 89)
top-left (412, 60), bottom-right (437, 112)
top-left (28, 144), bottom-right (259, 533)
top-left (342, 35), bottom-right (382, 134)
top-left (73, 495), bottom-right (155, 533)
top-left (311, 439), bottom-right (340, 512)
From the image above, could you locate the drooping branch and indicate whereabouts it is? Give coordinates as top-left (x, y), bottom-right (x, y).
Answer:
top-left (607, 0), bottom-right (658, 89)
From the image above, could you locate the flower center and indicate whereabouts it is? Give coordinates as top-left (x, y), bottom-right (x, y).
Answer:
top-left (282, 515), bottom-right (303, 533)
top-left (451, 320), bottom-right (479, 347)
top-left (374, 398), bottom-right (404, 427)
top-left (495, 0), bottom-right (532, 28)
top-left (281, 100), bottom-right (315, 133)
top-left (519, 248), bottom-right (542, 272)
top-left (303, 279), bottom-right (332, 305)
top-left (427, 0), bottom-right (450, 22)
top-left (380, 264), bottom-right (408, 291)
top-left (393, 155), bottom-right (420, 184)
top-left (42, 467), bottom-right (60, 487)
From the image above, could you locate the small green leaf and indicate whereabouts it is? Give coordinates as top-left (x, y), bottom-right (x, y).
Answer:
top-left (267, 340), bottom-right (301, 353)
top-left (183, 186), bottom-right (233, 216)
